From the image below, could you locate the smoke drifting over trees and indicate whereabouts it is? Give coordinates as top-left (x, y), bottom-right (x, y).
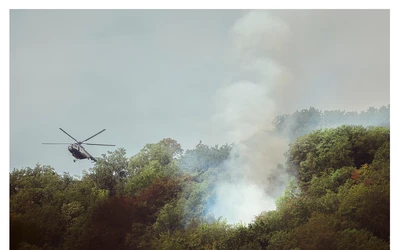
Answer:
top-left (204, 11), bottom-right (389, 224)
top-left (10, 10), bottom-right (389, 250)
top-left (10, 105), bottom-right (390, 249)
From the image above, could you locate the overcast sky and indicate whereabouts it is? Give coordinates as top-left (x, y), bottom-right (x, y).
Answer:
top-left (10, 10), bottom-right (389, 176)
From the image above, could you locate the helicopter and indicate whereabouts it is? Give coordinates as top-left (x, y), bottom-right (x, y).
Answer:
top-left (43, 128), bottom-right (115, 162)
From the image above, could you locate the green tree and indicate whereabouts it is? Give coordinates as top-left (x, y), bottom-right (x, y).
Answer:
top-left (87, 148), bottom-right (128, 196)
top-left (338, 182), bottom-right (389, 240)
top-left (337, 228), bottom-right (389, 250)
top-left (293, 213), bottom-right (338, 250)
top-left (125, 138), bottom-right (182, 195)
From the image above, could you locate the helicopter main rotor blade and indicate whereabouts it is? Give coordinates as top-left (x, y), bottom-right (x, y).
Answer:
top-left (42, 143), bottom-right (72, 145)
top-left (59, 128), bottom-right (80, 143)
top-left (83, 143), bottom-right (116, 146)
top-left (81, 129), bottom-right (106, 143)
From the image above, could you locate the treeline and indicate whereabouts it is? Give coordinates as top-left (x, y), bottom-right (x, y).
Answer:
top-left (10, 106), bottom-right (390, 249)
top-left (273, 105), bottom-right (389, 140)
top-left (10, 139), bottom-right (232, 250)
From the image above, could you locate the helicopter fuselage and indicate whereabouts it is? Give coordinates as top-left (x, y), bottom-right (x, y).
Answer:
top-left (68, 144), bottom-right (95, 161)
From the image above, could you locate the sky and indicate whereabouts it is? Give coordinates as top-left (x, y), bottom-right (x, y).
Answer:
top-left (10, 10), bottom-right (390, 177)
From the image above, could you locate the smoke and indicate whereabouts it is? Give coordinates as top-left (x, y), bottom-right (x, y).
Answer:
top-left (207, 11), bottom-right (293, 224)
top-left (210, 11), bottom-right (291, 142)
top-left (209, 134), bottom-right (289, 224)
top-left (188, 10), bottom-right (388, 225)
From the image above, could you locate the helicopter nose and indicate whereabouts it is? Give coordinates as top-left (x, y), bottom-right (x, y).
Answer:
top-left (68, 145), bottom-right (73, 152)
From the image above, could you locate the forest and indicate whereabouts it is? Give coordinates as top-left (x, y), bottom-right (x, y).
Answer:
top-left (10, 105), bottom-right (390, 250)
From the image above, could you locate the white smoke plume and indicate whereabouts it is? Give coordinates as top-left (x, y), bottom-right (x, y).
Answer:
top-left (204, 10), bottom-right (389, 225)
top-left (208, 11), bottom-right (293, 224)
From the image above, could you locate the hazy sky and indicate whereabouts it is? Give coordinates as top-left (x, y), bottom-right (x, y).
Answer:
top-left (10, 10), bottom-right (389, 176)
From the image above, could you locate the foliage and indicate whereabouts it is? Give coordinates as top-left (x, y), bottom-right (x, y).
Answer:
top-left (87, 148), bottom-right (129, 196)
top-left (286, 125), bottom-right (389, 190)
top-left (337, 228), bottom-right (389, 250)
top-left (125, 139), bottom-right (183, 196)
top-left (10, 106), bottom-right (390, 249)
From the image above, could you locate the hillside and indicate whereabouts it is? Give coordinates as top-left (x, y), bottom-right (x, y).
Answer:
top-left (10, 106), bottom-right (390, 250)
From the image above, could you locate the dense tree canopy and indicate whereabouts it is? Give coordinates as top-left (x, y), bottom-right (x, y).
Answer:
top-left (10, 106), bottom-right (390, 249)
